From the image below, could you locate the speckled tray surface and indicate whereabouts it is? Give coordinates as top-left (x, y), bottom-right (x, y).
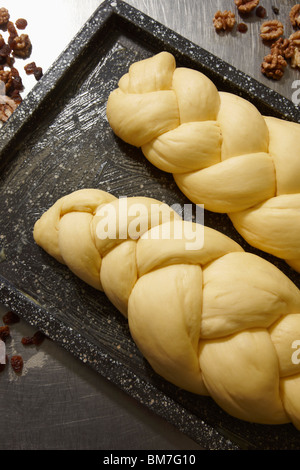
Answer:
top-left (1, 0), bottom-right (300, 450)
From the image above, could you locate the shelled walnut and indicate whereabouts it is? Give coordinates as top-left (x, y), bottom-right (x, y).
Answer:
top-left (11, 33), bottom-right (32, 59)
top-left (260, 20), bottom-right (284, 41)
top-left (289, 31), bottom-right (300, 68)
top-left (213, 10), bottom-right (236, 31)
top-left (0, 94), bottom-right (17, 122)
top-left (290, 4), bottom-right (300, 28)
top-left (0, 67), bottom-right (23, 103)
top-left (290, 30), bottom-right (300, 47)
top-left (234, 0), bottom-right (259, 14)
top-left (7, 20), bottom-right (17, 47)
top-left (0, 7), bottom-right (9, 26)
top-left (291, 47), bottom-right (300, 68)
top-left (261, 52), bottom-right (287, 80)
top-left (271, 38), bottom-right (295, 60)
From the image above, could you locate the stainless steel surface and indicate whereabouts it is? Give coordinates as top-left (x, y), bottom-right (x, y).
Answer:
top-left (5, 0), bottom-right (299, 103)
top-left (0, 0), bottom-right (299, 450)
top-left (128, 0), bottom-right (299, 102)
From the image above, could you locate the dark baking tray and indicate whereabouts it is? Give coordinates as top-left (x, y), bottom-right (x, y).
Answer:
top-left (1, 0), bottom-right (300, 450)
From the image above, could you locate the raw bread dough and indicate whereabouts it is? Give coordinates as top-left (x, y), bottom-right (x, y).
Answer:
top-left (34, 188), bottom-right (300, 429)
top-left (106, 52), bottom-right (300, 272)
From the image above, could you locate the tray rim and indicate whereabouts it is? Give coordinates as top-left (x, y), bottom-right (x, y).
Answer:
top-left (0, 277), bottom-right (240, 450)
top-left (1, 0), bottom-right (299, 450)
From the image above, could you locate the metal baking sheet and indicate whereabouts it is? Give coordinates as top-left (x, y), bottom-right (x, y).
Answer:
top-left (1, 0), bottom-right (300, 450)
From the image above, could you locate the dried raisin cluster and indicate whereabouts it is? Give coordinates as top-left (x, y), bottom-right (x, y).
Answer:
top-left (0, 6), bottom-right (43, 123)
top-left (0, 310), bottom-right (46, 375)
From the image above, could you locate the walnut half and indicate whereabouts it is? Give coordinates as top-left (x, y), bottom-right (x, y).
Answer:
top-left (260, 20), bottom-right (284, 41)
top-left (234, 0), bottom-right (260, 14)
top-left (213, 10), bottom-right (236, 32)
top-left (271, 38), bottom-right (295, 60)
top-left (11, 33), bottom-right (32, 59)
top-left (0, 7), bottom-right (9, 27)
top-left (291, 48), bottom-right (300, 68)
top-left (290, 31), bottom-right (300, 69)
top-left (290, 30), bottom-right (300, 47)
top-left (0, 94), bottom-right (17, 122)
top-left (290, 4), bottom-right (300, 29)
top-left (261, 52), bottom-right (287, 80)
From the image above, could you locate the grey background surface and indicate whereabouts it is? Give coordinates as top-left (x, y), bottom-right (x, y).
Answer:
top-left (0, 0), bottom-right (299, 450)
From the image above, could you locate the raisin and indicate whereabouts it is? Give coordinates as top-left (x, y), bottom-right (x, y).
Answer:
top-left (33, 66), bottom-right (43, 81)
top-left (24, 62), bottom-right (43, 81)
top-left (7, 20), bottom-right (17, 46)
top-left (8, 89), bottom-right (22, 104)
top-left (24, 61), bottom-right (36, 74)
top-left (0, 43), bottom-right (10, 57)
top-left (2, 311), bottom-right (20, 325)
top-left (21, 330), bottom-right (46, 346)
top-left (237, 23), bottom-right (248, 33)
top-left (0, 325), bottom-right (10, 342)
top-left (21, 336), bottom-right (33, 345)
top-left (256, 6), bottom-right (267, 18)
top-left (15, 18), bottom-right (27, 30)
top-left (11, 355), bottom-right (23, 373)
top-left (5, 54), bottom-right (14, 67)
top-left (32, 331), bottom-right (46, 345)
top-left (12, 75), bottom-right (23, 90)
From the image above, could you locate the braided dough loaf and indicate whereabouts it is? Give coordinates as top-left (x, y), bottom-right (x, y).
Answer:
top-left (33, 188), bottom-right (300, 429)
top-left (106, 52), bottom-right (300, 273)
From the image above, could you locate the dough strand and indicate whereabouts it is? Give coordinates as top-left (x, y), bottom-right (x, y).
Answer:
top-left (34, 188), bottom-right (300, 429)
top-left (106, 52), bottom-right (300, 272)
